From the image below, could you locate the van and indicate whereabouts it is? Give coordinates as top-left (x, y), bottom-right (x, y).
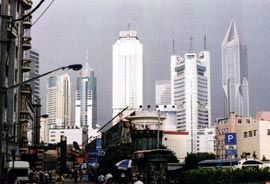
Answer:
top-left (4, 161), bottom-right (30, 184)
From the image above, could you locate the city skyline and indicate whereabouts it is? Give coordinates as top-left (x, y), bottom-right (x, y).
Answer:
top-left (32, 0), bottom-right (270, 125)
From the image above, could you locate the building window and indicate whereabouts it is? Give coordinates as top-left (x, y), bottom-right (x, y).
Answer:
top-left (238, 119), bottom-right (242, 124)
top-left (249, 131), bottom-right (252, 137)
top-left (244, 132), bottom-right (247, 138)
top-left (254, 130), bottom-right (257, 136)
top-left (246, 119), bottom-right (250, 124)
top-left (267, 129), bottom-right (270, 135)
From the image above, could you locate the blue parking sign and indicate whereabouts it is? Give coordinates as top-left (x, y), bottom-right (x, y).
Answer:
top-left (225, 133), bottom-right (236, 145)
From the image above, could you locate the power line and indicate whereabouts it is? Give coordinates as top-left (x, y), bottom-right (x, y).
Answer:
top-left (13, 0), bottom-right (45, 22)
top-left (32, 0), bottom-right (55, 26)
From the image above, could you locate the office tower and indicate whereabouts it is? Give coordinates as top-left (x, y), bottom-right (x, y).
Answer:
top-left (112, 29), bottom-right (143, 116)
top-left (46, 73), bottom-right (71, 128)
top-left (173, 51), bottom-right (211, 153)
top-left (171, 55), bottom-right (182, 105)
top-left (155, 80), bottom-right (171, 105)
top-left (29, 50), bottom-right (41, 104)
top-left (222, 20), bottom-right (249, 117)
top-left (75, 62), bottom-right (97, 130)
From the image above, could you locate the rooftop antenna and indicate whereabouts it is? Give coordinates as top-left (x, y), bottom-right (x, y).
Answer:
top-left (203, 34), bottom-right (207, 50)
top-left (128, 22), bottom-right (131, 31)
top-left (172, 38), bottom-right (176, 54)
top-left (86, 49), bottom-right (89, 62)
top-left (189, 35), bottom-right (193, 52)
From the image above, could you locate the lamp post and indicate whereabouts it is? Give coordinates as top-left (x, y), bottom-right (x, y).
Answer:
top-left (0, 64), bottom-right (82, 176)
top-left (33, 114), bottom-right (49, 146)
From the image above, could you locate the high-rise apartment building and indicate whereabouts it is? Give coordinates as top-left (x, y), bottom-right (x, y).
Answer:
top-left (173, 50), bottom-right (211, 153)
top-left (46, 73), bottom-right (71, 128)
top-left (75, 62), bottom-right (97, 131)
top-left (155, 80), bottom-right (171, 106)
top-left (222, 20), bottom-right (249, 117)
top-left (29, 50), bottom-right (41, 104)
top-left (112, 30), bottom-right (143, 116)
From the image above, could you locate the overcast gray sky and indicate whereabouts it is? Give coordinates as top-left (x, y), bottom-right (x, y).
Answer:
top-left (32, 0), bottom-right (270, 125)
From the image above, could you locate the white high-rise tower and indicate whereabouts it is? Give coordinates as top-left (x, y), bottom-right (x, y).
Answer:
top-left (222, 20), bottom-right (249, 117)
top-left (112, 29), bottom-right (143, 116)
top-left (173, 50), bottom-right (211, 153)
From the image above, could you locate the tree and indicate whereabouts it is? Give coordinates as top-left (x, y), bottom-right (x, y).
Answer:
top-left (183, 152), bottom-right (216, 170)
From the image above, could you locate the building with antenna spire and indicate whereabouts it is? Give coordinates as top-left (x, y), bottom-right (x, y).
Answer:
top-left (112, 29), bottom-right (143, 116)
top-left (171, 37), bottom-right (211, 153)
top-left (75, 62), bottom-right (97, 132)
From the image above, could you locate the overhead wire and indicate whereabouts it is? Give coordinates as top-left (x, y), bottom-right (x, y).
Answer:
top-left (32, 0), bottom-right (55, 26)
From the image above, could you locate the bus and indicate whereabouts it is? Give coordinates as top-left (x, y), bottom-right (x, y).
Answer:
top-left (198, 158), bottom-right (266, 170)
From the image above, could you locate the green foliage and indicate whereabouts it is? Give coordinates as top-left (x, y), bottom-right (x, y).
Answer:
top-left (183, 152), bottom-right (216, 170)
top-left (178, 167), bottom-right (270, 184)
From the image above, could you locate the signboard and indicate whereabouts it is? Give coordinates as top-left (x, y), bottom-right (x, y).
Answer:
top-left (225, 133), bottom-right (236, 145)
top-left (225, 149), bottom-right (237, 156)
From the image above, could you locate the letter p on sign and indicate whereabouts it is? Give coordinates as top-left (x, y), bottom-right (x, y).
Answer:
top-left (225, 133), bottom-right (236, 145)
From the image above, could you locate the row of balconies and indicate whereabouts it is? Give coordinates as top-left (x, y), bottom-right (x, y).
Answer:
top-left (21, 0), bottom-right (33, 10)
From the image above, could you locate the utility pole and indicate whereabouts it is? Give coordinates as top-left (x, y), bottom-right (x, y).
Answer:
top-left (157, 110), bottom-right (160, 148)
top-left (0, 0), bottom-right (9, 176)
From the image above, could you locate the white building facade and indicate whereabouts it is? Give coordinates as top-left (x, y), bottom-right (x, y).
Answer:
top-left (48, 127), bottom-right (88, 149)
top-left (173, 51), bottom-right (211, 153)
top-left (46, 73), bottom-right (71, 128)
top-left (197, 128), bottom-right (216, 154)
top-left (222, 20), bottom-right (249, 117)
top-left (112, 30), bottom-right (143, 116)
top-left (155, 80), bottom-right (171, 106)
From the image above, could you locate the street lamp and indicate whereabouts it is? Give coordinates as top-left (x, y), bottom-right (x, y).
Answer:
top-left (6, 64), bottom-right (82, 90)
top-left (32, 114), bottom-right (49, 146)
top-left (0, 64), bottom-right (82, 175)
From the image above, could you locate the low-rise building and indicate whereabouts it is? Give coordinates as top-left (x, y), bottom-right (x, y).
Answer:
top-left (237, 112), bottom-right (270, 160)
top-left (162, 131), bottom-right (188, 162)
top-left (48, 126), bottom-right (88, 149)
top-left (197, 128), bottom-right (216, 154)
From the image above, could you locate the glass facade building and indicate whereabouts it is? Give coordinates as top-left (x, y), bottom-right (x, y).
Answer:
top-left (222, 20), bottom-right (249, 117)
top-left (75, 63), bottom-right (97, 130)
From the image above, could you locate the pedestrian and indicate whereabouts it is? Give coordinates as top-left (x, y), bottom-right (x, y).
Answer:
top-left (1, 176), bottom-right (8, 184)
top-left (104, 173), bottom-right (114, 184)
top-left (134, 174), bottom-right (143, 184)
top-left (119, 173), bottom-right (127, 184)
top-left (97, 174), bottom-right (105, 184)
top-left (55, 171), bottom-right (64, 184)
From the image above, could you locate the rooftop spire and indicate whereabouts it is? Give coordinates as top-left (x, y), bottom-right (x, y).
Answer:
top-left (172, 38), bottom-right (176, 54)
top-left (128, 22), bottom-right (131, 31)
top-left (189, 35), bottom-right (193, 52)
top-left (203, 34), bottom-right (207, 50)
top-left (86, 49), bottom-right (89, 62)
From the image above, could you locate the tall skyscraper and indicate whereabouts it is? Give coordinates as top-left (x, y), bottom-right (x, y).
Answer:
top-left (112, 29), bottom-right (143, 116)
top-left (222, 20), bottom-right (249, 117)
top-left (75, 62), bottom-right (97, 130)
top-left (155, 80), bottom-right (171, 105)
top-left (173, 50), bottom-right (211, 153)
top-left (29, 50), bottom-right (41, 104)
top-left (46, 73), bottom-right (71, 128)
